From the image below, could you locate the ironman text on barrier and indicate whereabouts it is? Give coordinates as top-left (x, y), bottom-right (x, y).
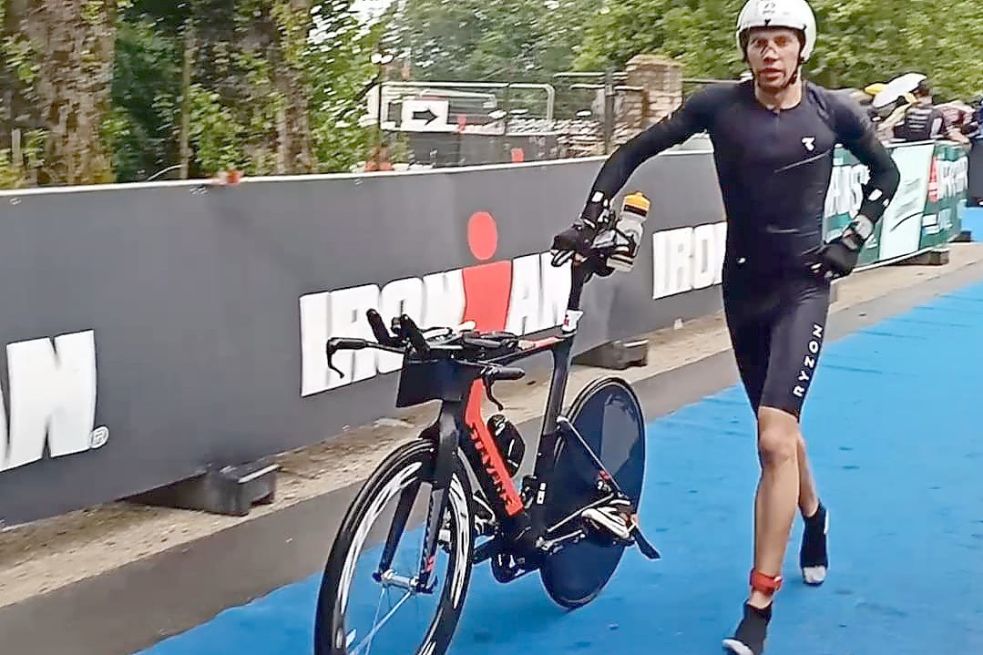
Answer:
top-left (313, 195), bottom-right (661, 655)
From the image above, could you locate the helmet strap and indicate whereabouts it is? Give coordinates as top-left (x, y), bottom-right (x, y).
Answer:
top-left (747, 59), bottom-right (803, 92)
top-left (783, 58), bottom-right (804, 90)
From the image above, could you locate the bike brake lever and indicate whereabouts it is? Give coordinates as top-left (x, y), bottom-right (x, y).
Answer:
top-left (325, 342), bottom-right (346, 379)
top-left (482, 373), bottom-right (504, 411)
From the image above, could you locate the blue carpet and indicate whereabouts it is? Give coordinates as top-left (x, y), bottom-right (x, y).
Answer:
top-left (138, 279), bottom-right (983, 655)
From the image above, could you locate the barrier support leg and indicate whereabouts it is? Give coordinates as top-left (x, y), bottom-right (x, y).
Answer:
top-left (572, 338), bottom-right (649, 370)
top-left (127, 458), bottom-right (278, 517)
top-left (892, 248), bottom-right (950, 267)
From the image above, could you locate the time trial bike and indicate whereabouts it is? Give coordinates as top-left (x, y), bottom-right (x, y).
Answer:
top-left (314, 201), bottom-right (660, 655)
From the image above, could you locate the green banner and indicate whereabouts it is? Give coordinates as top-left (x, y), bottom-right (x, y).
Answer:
top-left (822, 140), bottom-right (970, 268)
top-left (919, 142), bottom-right (969, 250)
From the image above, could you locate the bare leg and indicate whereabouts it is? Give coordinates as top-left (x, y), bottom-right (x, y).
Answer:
top-left (748, 406), bottom-right (801, 609)
top-left (797, 435), bottom-right (820, 518)
top-left (797, 432), bottom-right (829, 586)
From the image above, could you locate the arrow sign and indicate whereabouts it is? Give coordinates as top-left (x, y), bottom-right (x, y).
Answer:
top-left (412, 108), bottom-right (438, 124)
top-left (401, 100), bottom-right (453, 132)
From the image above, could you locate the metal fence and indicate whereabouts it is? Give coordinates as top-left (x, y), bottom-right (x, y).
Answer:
top-left (363, 76), bottom-right (740, 169)
top-left (370, 75), bottom-right (972, 170)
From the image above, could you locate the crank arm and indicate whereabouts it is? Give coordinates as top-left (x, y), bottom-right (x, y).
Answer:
top-left (473, 536), bottom-right (504, 564)
top-left (545, 493), bottom-right (617, 534)
top-left (538, 528), bottom-right (587, 554)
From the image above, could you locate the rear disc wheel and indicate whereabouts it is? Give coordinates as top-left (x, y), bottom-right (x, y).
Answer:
top-left (540, 377), bottom-right (646, 609)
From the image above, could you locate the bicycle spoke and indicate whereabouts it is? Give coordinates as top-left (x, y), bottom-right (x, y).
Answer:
top-left (351, 588), bottom-right (414, 655)
top-left (364, 586), bottom-right (387, 655)
top-left (354, 495), bottom-right (440, 655)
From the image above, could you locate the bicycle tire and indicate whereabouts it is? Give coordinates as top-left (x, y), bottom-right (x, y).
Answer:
top-left (539, 377), bottom-right (647, 609)
top-left (314, 440), bottom-right (474, 655)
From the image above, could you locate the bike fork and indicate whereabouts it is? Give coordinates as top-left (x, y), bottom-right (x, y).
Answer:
top-left (417, 408), bottom-right (461, 592)
top-left (372, 410), bottom-right (461, 594)
top-left (374, 481), bottom-right (420, 582)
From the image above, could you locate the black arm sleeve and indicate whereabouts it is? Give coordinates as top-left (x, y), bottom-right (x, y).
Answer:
top-left (585, 87), bottom-right (716, 203)
top-left (834, 95), bottom-right (901, 224)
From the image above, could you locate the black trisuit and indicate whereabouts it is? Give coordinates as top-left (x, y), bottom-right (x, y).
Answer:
top-left (587, 80), bottom-right (900, 418)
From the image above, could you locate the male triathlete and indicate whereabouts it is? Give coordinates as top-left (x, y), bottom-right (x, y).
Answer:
top-left (552, 0), bottom-right (900, 652)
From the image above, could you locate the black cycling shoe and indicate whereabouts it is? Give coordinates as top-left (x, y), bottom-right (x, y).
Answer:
top-left (722, 602), bottom-right (772, 655)
top-left (800, 501), bottom-right (829, 585)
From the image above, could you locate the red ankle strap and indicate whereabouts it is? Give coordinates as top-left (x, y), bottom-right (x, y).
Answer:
top-left (749, 569), bottom-right (783, 595)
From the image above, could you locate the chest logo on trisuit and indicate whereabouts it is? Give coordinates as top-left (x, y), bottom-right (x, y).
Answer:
top-left (801, 137), bottom-right (816, 152)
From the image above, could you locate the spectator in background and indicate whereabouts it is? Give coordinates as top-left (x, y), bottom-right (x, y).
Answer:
top-left (365, 142), bottom-right (394, 172)
top-left (876, 93), bottom-right (918, 141)
top-left (893, 79), bottom-right (969, 144)
top-left (938, 100), bottom-right (980, 141)
top-left (972, 95), bottom-right (983, 140)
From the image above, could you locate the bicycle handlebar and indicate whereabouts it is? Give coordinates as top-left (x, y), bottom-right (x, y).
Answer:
top-left (326, 332), bottom-right (526, 382)
top-left (486, 366), bottom-right (525, 382)
top-left (398, 315), bottom-right (431, 357)
top-left (366, 309), bottom-right (398, 347)
top-left (330, 338), bottom-right (369, 351)
top-left (460, 335), bottom-right (505, 350)
top-left (326, 200), bottom-right (639, 380)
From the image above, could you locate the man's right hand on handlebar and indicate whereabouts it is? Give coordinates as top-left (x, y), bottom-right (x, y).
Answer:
top-left (551, 223), bottom-right (616, 277)
top-left (551, 191), bottom-right (644, 276)
top-left (551, 192), bottom-right (611, 261)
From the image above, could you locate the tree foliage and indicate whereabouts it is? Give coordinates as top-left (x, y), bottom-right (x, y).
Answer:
top-left (384, 0), bottom-right (583, 82)
top-left (388, 0), bottom-right (980, 100)
top-left (1, 0), bottom-right (376, 187)
top-left (573, 0), bottom-right (981, 100)
top-left (0, 0), bottom-right (979, 189)
top-left (1, 0), bottom-right (119, 186)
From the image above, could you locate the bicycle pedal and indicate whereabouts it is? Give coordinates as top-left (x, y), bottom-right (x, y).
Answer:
top-left (491, 552), bottom-right (521, 583)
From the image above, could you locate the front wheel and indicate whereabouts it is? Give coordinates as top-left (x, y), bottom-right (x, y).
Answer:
top-left (314, 440), bottom-right (474, 655)
top-left (540, 377), bottom-right (647, 609)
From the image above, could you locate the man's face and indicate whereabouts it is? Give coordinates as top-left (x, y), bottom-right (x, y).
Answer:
top-left (745, 27), bottom-right (803, 91)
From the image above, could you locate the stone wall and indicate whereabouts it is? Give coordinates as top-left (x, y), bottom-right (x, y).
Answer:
top-left (612, 55), bottom-right (684, 147)
top-left (553, 55), bottom-right (685, 157)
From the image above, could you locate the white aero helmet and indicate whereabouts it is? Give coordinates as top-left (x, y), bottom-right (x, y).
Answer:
top-left (736, 0), bottom-right (817, 62)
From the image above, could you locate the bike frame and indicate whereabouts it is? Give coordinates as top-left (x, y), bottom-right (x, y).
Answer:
top-left (377, 264), bottom-right (627, 591)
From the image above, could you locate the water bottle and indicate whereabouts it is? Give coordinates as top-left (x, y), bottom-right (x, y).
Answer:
top-left (487, 414), bottom-right (525, 477)
top-left (608, 191), bottom-right (650, 273)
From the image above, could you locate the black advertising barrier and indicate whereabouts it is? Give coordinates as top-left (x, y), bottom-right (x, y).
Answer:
top-left (0, 149), bottom-right (723, 527)
top-left (0, 140), bottom-right (967, 527)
